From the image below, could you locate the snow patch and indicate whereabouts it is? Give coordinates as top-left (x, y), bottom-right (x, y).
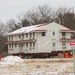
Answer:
top-left (1, 56), bottom-right (24, 63)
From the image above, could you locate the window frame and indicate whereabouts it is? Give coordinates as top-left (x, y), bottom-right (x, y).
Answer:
top-left (41, 32), bottom-right (46, 36)
top-left (53, 43), bottom-right (55, 47)
top-left (62, 32), bottom-right (66, 36)
top-left (62, 41), bottom-right (66, 46)
top-left (26, 33), bottom-right (28, 38)
top-left (53, 31), bottom-right (55, 35)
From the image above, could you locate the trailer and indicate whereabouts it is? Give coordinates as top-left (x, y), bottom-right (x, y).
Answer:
top-left (11, 50), bottom-right (73, 59)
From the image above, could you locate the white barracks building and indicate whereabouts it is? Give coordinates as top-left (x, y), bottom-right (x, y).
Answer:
top-left (6, 22), bottom-right (75, 54)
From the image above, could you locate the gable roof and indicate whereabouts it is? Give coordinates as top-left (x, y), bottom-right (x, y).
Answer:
top-left (9, 23), bottom-right (49, 35)
top-left (8, 22), bottom-right (73, 35)
top-left (50, 22), bottom-right (70, 30)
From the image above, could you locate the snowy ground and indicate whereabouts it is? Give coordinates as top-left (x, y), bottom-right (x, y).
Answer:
top-left (0, 56), bottom-right (74, 75)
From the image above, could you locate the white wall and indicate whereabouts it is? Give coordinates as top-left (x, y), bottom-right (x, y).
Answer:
top-left (37, 22), bottom-right (72, 52)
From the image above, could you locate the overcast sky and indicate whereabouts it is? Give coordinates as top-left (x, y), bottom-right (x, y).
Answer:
top-left (0, 0), bottom-right (75, 23)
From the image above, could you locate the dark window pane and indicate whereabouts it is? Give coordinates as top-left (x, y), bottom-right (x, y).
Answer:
top-left (53, 43), bottom-right (55, 46)
top-left (26, 33), bottom-right (28, 37)
top-left (62, 32), bottom-right (66, 36)
top-left (42, 32), bottom-right (46, 36)
top-left (53, 31), bottom-right (55, 35)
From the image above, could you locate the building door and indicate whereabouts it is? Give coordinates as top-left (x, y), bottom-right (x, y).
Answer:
top-left (19, 43), bottom-right (23, 53)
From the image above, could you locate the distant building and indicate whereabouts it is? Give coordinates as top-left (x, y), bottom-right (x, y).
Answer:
top-left (6, 22), bottom-right (75, 54)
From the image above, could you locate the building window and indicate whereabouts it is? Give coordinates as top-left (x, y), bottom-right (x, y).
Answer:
top-left (53, 43), bottom-right (55, 47)
top-left (53, 31), bottom-right (55, 35)
top-left (62, 32), bottom-right (66, 36)
top-left (33, 32), bottom-right (35, 37)
top-left (19, 34), bottom-right (20, 38)
top-left (26, 33), bottom-right (28, 38)
top-left (42, 32), bottom-right (46, 36)
top-left (62, 41), bottom-right (66, 46)
top-left (62, 41), bottom-right (66, 49)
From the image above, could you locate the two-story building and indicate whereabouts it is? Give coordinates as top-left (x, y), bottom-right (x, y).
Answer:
top-left (6, 22), bottom-right (75, 57)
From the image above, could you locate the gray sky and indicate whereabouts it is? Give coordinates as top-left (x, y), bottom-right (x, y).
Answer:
top-left (0, 0), bottom-right (75, 23)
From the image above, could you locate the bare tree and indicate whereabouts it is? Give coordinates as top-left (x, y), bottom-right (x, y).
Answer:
top-left (6, 5), bottom-right (54, 32)
top-left (0, 21), bottom-right (6, 35)
top-left (19, 4), bottom-right (54, 26)
top-left (7, 19), bottom-right (21, 32)
top-left (55, 7), bottom-right (75, 29)
top-left (0, 21), bottom-right (8, 55)
top-left (7, 5), bottom-right (75, 31)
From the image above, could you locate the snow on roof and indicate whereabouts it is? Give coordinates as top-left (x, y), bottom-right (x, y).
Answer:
top-left (9, 23), bottom-right (48, 35)
top-left (8, 22), bottom-right (72, 35)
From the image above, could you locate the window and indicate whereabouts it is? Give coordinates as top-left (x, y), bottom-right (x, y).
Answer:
top-left (26, 33), bottom-right (28, 38)
top-left (62, 47), bottom-right (66, 49)
top-left (53, 43), bottom-right (55, 47)
top-left (19, 34), bottom-right (20, 38)
top-left (62, 42), bottom-right (66, 49)
top-left (33, 42), bottom-right (35, 50)
top-left (42, 32), bottom-right (46, 36)
top-left (53, 31), bottom-right (55, 35)
top-left (33, 32), bottom-right (35, 37)
top-left (62, 41), bottom-right (66, 46)
top-left (62, 32), bottom-right (66, 36)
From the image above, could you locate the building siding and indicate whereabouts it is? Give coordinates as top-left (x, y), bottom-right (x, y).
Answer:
top-left (7, 22), bottom-right (74, 54)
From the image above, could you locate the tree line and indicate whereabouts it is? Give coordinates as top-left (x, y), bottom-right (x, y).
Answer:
top-left (1, 5), bottom-right (75, 56)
